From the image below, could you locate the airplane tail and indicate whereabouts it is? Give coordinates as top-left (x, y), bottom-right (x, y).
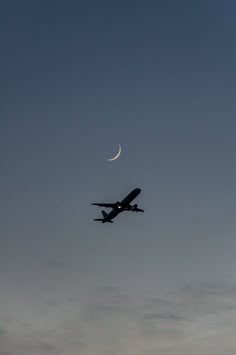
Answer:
top-left (94, 219), bottom-right (113, 223)
top-left (102, 210), bottom-right (108, 219)
top-left (94, 210), bottom-right (113, 223)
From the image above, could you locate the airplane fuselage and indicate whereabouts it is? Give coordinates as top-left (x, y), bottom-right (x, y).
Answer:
top-left (120, 188), bottom-right (141, 206)
top-left (103, 208), bottom-right (121, 222)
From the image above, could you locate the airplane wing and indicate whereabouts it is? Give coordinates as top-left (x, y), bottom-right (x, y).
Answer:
top-left (134, 207), bottom-right (144, 212)
top-left (91, 203), bottom-right (117, 208)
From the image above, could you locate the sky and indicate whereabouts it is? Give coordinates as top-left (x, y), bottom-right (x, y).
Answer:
top-left (1, 0), bottom-right (236, 354)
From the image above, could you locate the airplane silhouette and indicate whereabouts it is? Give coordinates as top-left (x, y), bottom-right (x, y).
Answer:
top-left (92, 188), bottom-right (144, 223)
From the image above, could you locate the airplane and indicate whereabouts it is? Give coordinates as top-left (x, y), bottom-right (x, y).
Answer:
top-left (91, 188), bottom-right (144, 223)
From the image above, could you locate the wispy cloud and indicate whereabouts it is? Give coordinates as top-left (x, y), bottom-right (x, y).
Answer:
top-left (1, 282), bottom-right (236, 354)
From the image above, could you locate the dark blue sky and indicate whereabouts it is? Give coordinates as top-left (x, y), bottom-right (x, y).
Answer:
top-left (1, 1), bottom-right (236, 354)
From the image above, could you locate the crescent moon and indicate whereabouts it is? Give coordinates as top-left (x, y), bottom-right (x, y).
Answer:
top-left (107, 144), bottom-right (122, 161)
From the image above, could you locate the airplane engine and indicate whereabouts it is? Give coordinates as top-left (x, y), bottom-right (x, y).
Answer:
top-left (132, 204), bottom-right (138, 211)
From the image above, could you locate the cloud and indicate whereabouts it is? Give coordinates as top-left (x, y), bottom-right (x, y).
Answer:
top-left (0, 327), bottom-right (17, 355)
top-left (180, 280), bottom-right (233, 297)
top-left (0, 327), bottom-right (7, 337)
top-left (1, 282), bottom-right (236, 354)
top-left (142, 311), bottom-right (186, 321)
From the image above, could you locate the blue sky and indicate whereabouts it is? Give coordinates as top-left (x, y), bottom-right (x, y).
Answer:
top-left (1, 1), bottom-right (236, 354)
